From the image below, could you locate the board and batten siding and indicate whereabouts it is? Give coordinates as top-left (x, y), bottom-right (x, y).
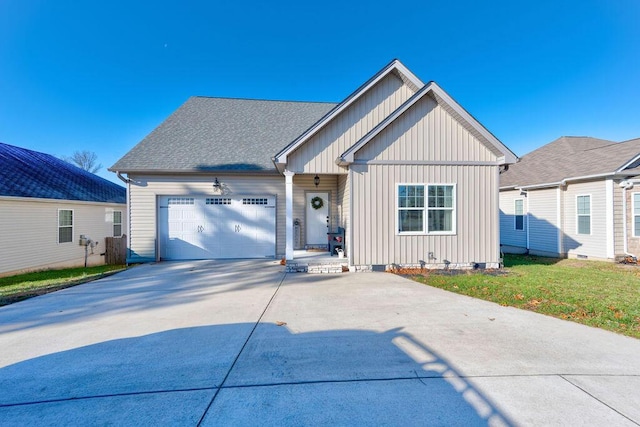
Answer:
top-left (0, 197), bottom-right (126, 276)
top-left (287, 72), bottom-right (417, 174)
top-left (562, 180), bottom-right (609, 259)
top-left (499, 189), bottom-right (527, 250)
top-left (526, 188), bottom-right (560, 256)
top-left (127, 174), bottom-right (285, 262)
top-left (350, 164), bottom-right (500, 267)
top-left (356, 95), bottom-right (498, 163)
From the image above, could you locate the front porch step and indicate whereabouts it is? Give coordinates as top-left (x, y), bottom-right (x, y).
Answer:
top-left (285, 261), bottom-right (348, 274)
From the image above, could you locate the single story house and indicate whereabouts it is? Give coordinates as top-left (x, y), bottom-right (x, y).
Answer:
top-left (110, 59), bottom-right (518, 270)
top-left (499, 136), bottom-right (640, 261)
top-left (0, 142), bottom-right (127, 276)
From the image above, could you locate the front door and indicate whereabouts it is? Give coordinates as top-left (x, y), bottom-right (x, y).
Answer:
top-left (306, 192), bottom-right (329, 246)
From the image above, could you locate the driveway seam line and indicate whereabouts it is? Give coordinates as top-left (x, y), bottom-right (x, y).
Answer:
top-left (0, 387), bottom-right (218, 408)
top-left (559, 375), bottom-right (639, 426)
top-left (196, 271), bottom-right (288, 426)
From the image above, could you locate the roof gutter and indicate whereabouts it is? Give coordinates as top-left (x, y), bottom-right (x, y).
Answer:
top-left (116, 171), bottom-right (132, 184)
top-left (506, 171), bottom-right (617, 191)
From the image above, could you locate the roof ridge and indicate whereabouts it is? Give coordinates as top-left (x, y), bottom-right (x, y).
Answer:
top-left (191, 95), bottom-right (337, 105)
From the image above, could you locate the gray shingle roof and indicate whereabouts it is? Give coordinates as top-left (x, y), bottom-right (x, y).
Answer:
top-left (500, 136), bottom-right (640, 188)
top-left (110, 97), bottom-right (337, 173)
top-left (0, 142), bottom-right (126, 203)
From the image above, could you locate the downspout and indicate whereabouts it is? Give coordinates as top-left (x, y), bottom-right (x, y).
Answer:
top-left (620, 180), bottom-right (635, 258)
top-left (115, 171), bottom-right (132, 265)
top-left (518, 189), bottom-right (530, 251)
top-left (116, 171), bottom-right (132, 184)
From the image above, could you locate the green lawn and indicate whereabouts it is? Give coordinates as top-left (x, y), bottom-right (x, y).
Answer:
top-left (407, 254), bottom-right (640, 339)
top-left (0, 265), bottom-right (126, 306)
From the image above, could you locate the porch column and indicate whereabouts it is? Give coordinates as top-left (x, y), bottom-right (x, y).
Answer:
top-left (284, 170), bottom-right (295, 260)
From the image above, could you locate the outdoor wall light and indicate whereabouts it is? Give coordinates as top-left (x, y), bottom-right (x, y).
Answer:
top-left (314, 175), bottom-right (320, 187)
top-left (213, 178), bottom-right (221, 189)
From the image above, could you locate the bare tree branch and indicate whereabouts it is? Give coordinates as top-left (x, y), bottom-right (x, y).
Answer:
top-left (64, 150), bottom-right (102, 173)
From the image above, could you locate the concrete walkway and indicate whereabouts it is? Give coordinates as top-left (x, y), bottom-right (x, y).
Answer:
top-left (1, 260), bottom-right (639, 426)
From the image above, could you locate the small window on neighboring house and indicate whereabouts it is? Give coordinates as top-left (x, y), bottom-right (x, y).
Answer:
top-left (633, 193), bottom-right (640, 237)
top-left (576, 195), bottom-right (591, 235)
top-left (514, 199), bottom-right (524, 231)
top-left (58, 209), bottom-right (73, 243)
top-left (113, 211), bottom-right (122, 237)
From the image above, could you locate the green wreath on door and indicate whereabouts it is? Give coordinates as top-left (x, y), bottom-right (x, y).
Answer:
top-left (310, 196), bottom-right (324, 210)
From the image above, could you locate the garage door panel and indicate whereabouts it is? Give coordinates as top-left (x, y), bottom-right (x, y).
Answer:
top-left (159, 195), bottom-right (276, 260)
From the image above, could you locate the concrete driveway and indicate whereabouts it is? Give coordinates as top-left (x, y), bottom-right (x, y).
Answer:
top-left (1, 260), bottom-right (639, 426)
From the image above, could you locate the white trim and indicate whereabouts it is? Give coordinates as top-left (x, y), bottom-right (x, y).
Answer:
top-left (57, 208), bottom-right (74, 244)
top-left (576, 194), bottom-right (592, 235)
top-left (616, 152), bottom-right (640, 172)
top-left (514, 198), bottom-right (525, 231)
top-left (396, 183), bottom-right (457, 235)
top-left (352, 160), bottom-right (502, 166)
top-left (605, 179), bottom-right (614, 258)
top-left (284, 170), bottom-right (295, 260)
top-left (274, 59), bottom-right (424, 165)
top-left (0, 195), bottom-right (124, 207)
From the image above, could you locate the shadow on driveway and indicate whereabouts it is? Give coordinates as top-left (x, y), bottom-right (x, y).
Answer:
top-left (0, 323), bottom-right (513, 426)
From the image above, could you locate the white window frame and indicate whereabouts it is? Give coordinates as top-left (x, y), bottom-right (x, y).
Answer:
top-left (633, 193), bottom-right (640, 237)
top-left (113, 210), bottom-right (123, 237)
top-left (576, 194), bottom-right (591, 235)
top-left (58, 209), bottom-right (74, 244)
top-left (514, 198), bottom-right (525, 231)
top-left (396, 183), bottom-right (456, 235)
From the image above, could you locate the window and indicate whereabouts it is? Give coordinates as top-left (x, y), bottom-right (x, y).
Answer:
top-left (167, 197), bottom-right (194, 205)
top-left (514, 199), bottom-right (524, 231)
top-left (113, 211), bottom-right (122, 237)
top-left (398, 184), bottom-right (455, 234)
top-left (58, 209), bottom-right (73, 243)
top-left (576, 195), bottom-right (591, 235)
top-left (633, 193), bottom-right (640, 237)
top-left (206, 198), bottom-right (231, 205)
top-left (398, 185), bottom-right (425, 233)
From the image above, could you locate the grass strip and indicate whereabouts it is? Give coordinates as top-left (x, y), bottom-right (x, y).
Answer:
top-left (0, 265), bottom-right (126, 306)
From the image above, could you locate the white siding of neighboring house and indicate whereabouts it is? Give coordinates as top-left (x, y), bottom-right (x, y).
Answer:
top-left (499, 189), bottom-right (527, 251)
top-left (126, 174), bottom-right (285, 262)
top-left (348, 94), bottom-right (502, 268)
top-left (527, 188), bottom-right (560, 256)
top-left (287, 72), bottom-right (417, 174)
top-left (562, 180), bottom-right (609, 260)
top-left (0, 197), bottom-right (127, 276)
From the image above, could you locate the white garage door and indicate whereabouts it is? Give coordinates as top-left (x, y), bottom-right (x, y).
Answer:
top-left (158, 195), bottom-right (276, 260)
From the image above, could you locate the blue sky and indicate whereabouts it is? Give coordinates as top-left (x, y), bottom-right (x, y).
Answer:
top-left (1, 0), bottom-right (639, 184)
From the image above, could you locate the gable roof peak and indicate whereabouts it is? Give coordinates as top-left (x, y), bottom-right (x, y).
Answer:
top-left (273, 59), bottom-right (425, 165)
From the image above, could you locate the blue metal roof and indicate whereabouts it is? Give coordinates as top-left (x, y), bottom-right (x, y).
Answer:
top-left (0, 142), bottom-right (126, 204)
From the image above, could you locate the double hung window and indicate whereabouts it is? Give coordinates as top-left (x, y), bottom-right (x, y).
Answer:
top-left (398, 184), bottom-right (455, 234)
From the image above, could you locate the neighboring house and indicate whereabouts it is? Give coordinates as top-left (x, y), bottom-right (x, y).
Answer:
top-left (499, 136), bottom-right (640, 261)
top-left (0, 142), bottom-right (127, 276)
top-left (110, 59), bottom-right (518, 269)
